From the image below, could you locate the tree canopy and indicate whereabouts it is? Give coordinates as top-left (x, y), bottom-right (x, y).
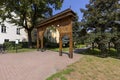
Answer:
top-left (80, 0), bottom-right (120, 33)
top-left (0, 0), bottom-right (63, 47)
top-left (78, 0), bottom-right (120, 47)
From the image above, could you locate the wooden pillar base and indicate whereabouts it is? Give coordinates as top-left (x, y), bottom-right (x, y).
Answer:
top-left (69, 36), bottom-right (73, 58)
top-left (59, 35), bottom-right (63, 56)
top-left (41, 48), bottom-right (45, 52)
top-left (37, 48), bottom-right (40, 51)
top-left (59, 51), bottom-right (62, 56)
top-left (69, 53), bottom-right (73, 58)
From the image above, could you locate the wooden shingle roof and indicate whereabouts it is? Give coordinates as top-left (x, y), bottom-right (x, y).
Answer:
top-left (37, 8), bottom-right (76, 28)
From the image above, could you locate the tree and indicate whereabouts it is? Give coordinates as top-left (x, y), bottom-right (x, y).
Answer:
top-left (73, 15), bottom-right (90, 45)
top-left (0, 0), bottom-right (63, 48)
top-left (72, 13), bottom-right (80, 42)
top-left (80, 0), bottom-right (120, 52)
top-left (80, 0), bottom-right (119, 35)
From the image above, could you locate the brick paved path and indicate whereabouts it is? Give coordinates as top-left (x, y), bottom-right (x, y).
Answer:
top-left (0, 50), bottom-right (80, 80)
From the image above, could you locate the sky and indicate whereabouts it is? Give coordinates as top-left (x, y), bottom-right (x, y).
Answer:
top-left (53, 0), bottom-right (89, 21)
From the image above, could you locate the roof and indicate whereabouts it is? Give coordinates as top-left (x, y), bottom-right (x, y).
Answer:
top-left (37, 8), bottom-right (76, 28)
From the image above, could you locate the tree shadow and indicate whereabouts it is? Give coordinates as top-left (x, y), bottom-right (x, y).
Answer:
top-left (74, 47), bottom-right (120, 59)
top-left (61, 52), bottom-right (70, 57)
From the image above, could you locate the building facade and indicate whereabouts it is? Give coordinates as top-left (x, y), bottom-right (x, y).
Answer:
top-left (0, 21), bottom-right (28, 44)
top-left (44, 27), bottom-right (59, 43)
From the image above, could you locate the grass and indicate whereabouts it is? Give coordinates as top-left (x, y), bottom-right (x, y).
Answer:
top-left (46, 68), bottom-right (74, 80)
top-left (46, 49), bottom-right (120, 80)
top-left (75, 44), bottom-right (86, 48)
top-left (6, 48), bottom-right (36, 53)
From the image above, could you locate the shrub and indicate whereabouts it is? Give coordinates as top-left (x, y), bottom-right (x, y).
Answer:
top-left (19, 42), bottom-right (28, 48)
top-left (114, 39), bottom-right (120, 54)
top-left (110, 35), bottom-right (120, 54)
top-left (93, 35), bottom-right (108, 54)
top-left (16, 43), bottom-right (22, 49)
top-left (3, 41), bottom-right (22, 50)
top-left (98, 39), bottom-right (108, 54)
top-left (3, 41), bottom-right (15, 50)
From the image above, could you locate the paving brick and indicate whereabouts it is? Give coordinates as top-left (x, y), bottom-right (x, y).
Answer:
top-left (0, 50), bottom-right (81, 80)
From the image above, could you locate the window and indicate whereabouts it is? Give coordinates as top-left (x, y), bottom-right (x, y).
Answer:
top-left (1, 24), bottom-right (6, 33)
top-left (4, 39), bottom-right (9, 42)
top-left (16, 28), bottom-right (20, 35)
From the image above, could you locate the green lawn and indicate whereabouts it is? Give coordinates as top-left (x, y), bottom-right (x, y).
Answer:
top-left (75, 44), bottom-right (86, 48)
top-left (47, 48), bottom-right (120, 80)
top-left (6, 48), bottom-right (36, 53)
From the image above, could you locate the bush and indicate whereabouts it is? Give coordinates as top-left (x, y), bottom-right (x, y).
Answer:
top-left (3, 42), bottom-right (15, 50)
top-left (110, 35), bottom-right (120, 54)
top-left (114, 39), bottom-right (120, 53)
top-left (19, 42), bottom-right (28, 48)
top-left (93, 35), bottom-right (108, 54)
top-left (3, 41), bottom-right (22, 50)
top-left (17, 43), bottom-right (22, 49)
top-left (3, 41), bottom-right (38, 50)
top-left (98, 39), bottom-right (108, 53)
top-left (18, 42), bottom-right (36, 48)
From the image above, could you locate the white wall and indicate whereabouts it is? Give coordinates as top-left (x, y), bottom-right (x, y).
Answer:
top-left (0, 21), bottom-right (28, 44)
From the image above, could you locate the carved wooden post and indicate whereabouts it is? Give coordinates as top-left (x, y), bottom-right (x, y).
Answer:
top-left (69, 18), bottom-right (73, 58)
top-left (40, 35), bottom-right (44, 51)
top-left (59, 34), bottom-right (62, 56)
top-left (39, 30), bottom-right (44, 51)
top-left (37, 31), bottom-right (40, 51)
top-left (69, 34), bottom-right (73, 58)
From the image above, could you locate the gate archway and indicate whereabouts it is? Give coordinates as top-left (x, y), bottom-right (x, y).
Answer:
top-left (36, 9), bottom-right (76, 58)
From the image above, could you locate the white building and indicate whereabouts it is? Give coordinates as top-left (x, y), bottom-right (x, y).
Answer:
top-left (0, 21), bottom-right (28, 44)
top-left (44, 27), bottom-right (60, 43)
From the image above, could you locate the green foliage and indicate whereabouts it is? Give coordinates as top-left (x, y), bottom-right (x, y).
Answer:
top-left (80, 0), bottom-right (120, 33)
top-left (91, 33), bottom-right (120, 56)
top-left (115, 39), bottom-right (120, 53)
top-left (3, 41), bottom-right (37, 50)
top-left (72, 13), bottom-right (81, 43)
top-left (0, 0), bottom-right (63, 47)
top-left (3, 42), bottom-right (15, 50)
top-left (98, 39), bottom-right (108, 53)
top-left (73, 27), bottom-right (88, 45)
top-left (4, 42), bottom-right (22, 50)
top-left (110, 35), bottom-right (120, 53)
top-left (80, 0), bottom-right (120, 56)
top-left (93, 35), bottom-right (108, 54)
top-left (17, 44), bottom-right (22, 49)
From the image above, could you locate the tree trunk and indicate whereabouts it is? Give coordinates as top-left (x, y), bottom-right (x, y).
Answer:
top-left (27, 30), bottom-right (32, 48)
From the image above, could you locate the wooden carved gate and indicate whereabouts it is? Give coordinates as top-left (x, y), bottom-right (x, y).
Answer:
top-left (36, 9), bottom-right (75, 58)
